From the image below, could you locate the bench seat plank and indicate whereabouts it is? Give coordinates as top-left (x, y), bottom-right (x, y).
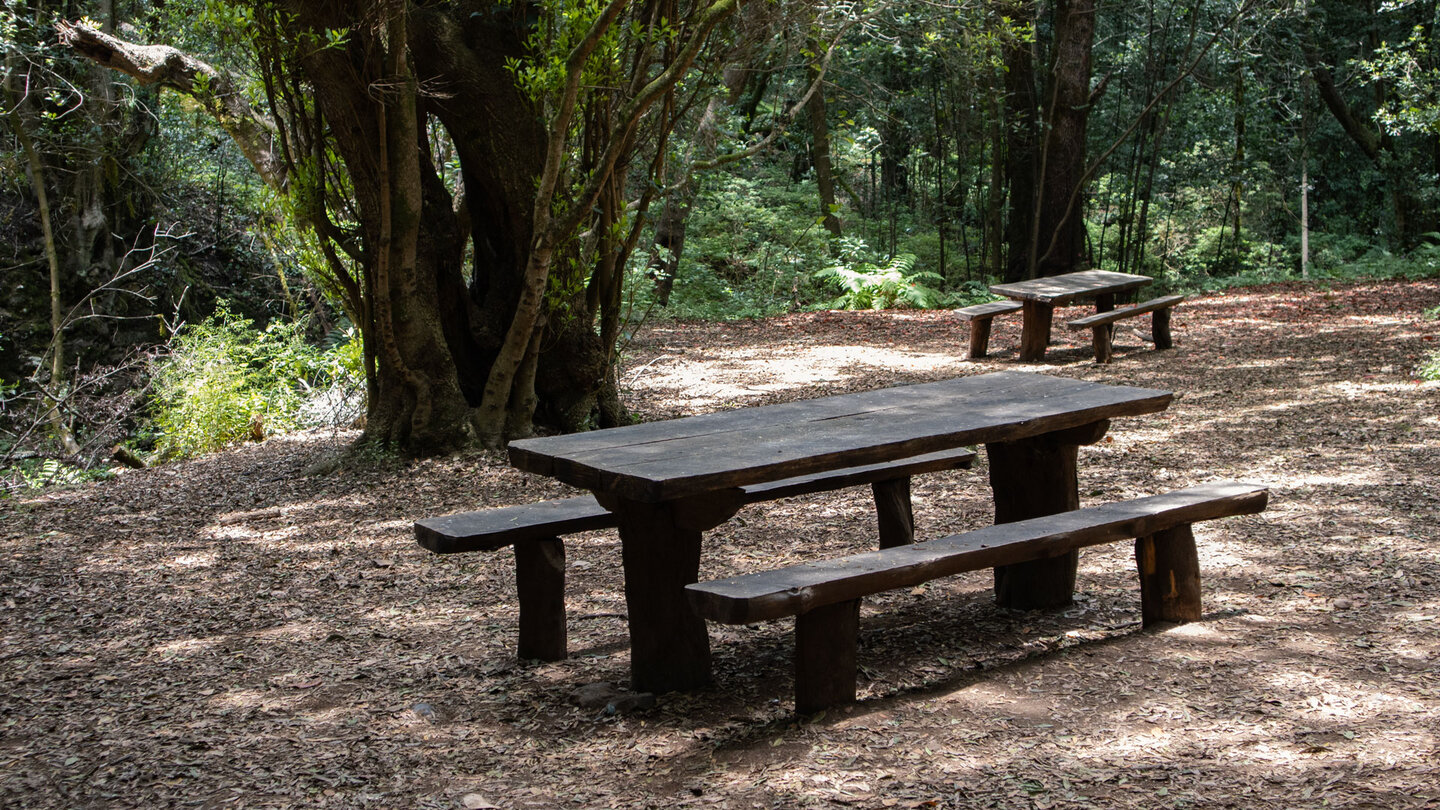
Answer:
top-left (416, 496), bottom-right (614, 553)
top-left (1065, 295), bottom-right (1184, 363)
top-left (686, 481), bottom-right (1267, 624)
top-left (955, 300), bottom-right (1023, 320)
top-left (955, 301), bottom-right (1023, 359)
top-left (415, 447), bottom-right (977, 554)
top-left (1066, 295), bottom-right (1184, 329)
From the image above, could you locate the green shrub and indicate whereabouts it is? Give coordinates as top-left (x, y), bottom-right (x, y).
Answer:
top-left (1323, 236), bottom-right (1440, 282)
top-left (148, 305), bottom-right (361, 459)
top-left (1421, 304), bottom-right (1440, 382)
top-left (813, 239), bottom-right (947, 310)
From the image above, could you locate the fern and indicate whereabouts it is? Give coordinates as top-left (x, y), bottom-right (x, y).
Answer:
top-left (815, 252), bottom-right (946, 310)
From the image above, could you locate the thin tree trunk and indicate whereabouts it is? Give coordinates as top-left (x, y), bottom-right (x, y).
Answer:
top-left (808, 38), bottom-right (841, 237)
top-left (5, 61), bottom-right (80, 456)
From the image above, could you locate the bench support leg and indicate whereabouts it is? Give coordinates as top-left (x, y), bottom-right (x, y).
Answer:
top-left (872, 478), bottom-right (914, 549)
top-left (1152, 307), bottom-right (1174, 350)
top-left (1136, 524), bottom-right (1202, 625)
top-left (515, 538), bottom-right (567, 661)
top-left (1089, 324), bottom-right (1114, 363)
top-left (795, 599), bottom-right (861, 714)
top-left (968, 319), bottom-right (994, 359)
top-left (986, 421), bottom-right (1109, 609)
top-left (1018, 301), bottom-right (1054, 362)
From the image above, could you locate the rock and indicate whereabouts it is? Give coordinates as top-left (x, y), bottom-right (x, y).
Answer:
top-left (1333, 597), bottom-right (1354, 610)
top-left (460, 794), bottom-right (498, 809)
top-left (604, 691), bottom-right (657, 715)
top-left (412, 702), bottom-right (437, 721)
top-left (572, 682), bottom-right (620, 709)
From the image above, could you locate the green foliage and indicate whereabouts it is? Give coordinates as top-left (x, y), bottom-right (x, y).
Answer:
top-left (147, 306), bottom-right (361, 459)
top-left (658, 173), bottom-right (835, 319)
top-left (814, 239), bottom-right (946, 310)
top-left (1422, 303), bottom-right (1440, 382)
top-left (1354, 24), bottom-right (1440, 136)
top-left (1312, 236), bottom-right (1440, 283)
top-left (2, 457), bottom-right (111, 496)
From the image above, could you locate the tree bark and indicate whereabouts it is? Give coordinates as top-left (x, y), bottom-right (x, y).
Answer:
top-left (807, 37), bottom-right (842, 237)
top-left (1002, 2), bottom-right (1040, 283)
top-left (1032, 0), bottom-right (1097, 277)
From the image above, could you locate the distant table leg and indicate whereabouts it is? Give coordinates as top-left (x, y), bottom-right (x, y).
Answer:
top-left (1093, 294), bottom-right (1116, 356)
top-left (1018, 301), bottom-right (1054, 361)
top-left (985, 420), bottom-right (1111, 609)
top-left (871, 478), bottom-right (914, 549)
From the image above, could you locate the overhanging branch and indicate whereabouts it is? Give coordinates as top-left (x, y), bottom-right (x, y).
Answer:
top-left (57, 20), bottom-right (289, 190)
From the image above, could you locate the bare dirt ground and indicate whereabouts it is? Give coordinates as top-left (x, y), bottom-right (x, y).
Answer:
top-left (3, 279), bottom-right (1439, 809)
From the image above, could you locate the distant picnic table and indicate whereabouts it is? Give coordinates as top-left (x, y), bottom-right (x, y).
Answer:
top-left (989, 269), bottom-right (1153, 361)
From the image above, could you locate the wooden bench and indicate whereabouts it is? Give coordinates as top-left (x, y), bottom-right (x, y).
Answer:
top-left (686, 481), bottom-right (1268, 713)
top-left (1066, 295), bottom-right (1184, 363)
top-left (415, 447), bottom-right (977, 661)
top-left (955, 301), bottom-right (1024, 359)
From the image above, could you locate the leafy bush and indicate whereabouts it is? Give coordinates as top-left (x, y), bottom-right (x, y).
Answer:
top-left (813, 239), bottom-right (947, 310)
top-left (148, 306), bottom-right (361, 459)
top-left (1321, 236), bottom-right (1440, 282)
top-left (1421, 304), bottom-right (1440, 382)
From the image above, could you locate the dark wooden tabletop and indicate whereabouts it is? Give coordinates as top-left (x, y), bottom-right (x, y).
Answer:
top-left (509, 371), bottom-right (1172, 503)
top-left (989, 269), bottom-right (1151, 305)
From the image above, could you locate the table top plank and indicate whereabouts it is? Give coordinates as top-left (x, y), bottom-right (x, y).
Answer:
top-left (990, 269), bottom-right (1151, 305)
top-left (510, 372), bottom-right (1172, 502)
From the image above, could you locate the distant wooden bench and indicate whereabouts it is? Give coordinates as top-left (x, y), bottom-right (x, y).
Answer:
top-left (955, 301), bottom-right (1024, 359)
top-left (686, 481), bottom-right (1268, 713)
top-left (1066, 295), bottom-right (1184, 363)
top-left (415, 447), bottom-right (977, 661)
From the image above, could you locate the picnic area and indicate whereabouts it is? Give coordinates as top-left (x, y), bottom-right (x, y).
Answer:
top-left (3, 278), bottom-right (1438, 809)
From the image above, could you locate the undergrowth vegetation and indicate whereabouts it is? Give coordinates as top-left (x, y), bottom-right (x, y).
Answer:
top-left (146, 306), bottom-right (362, 460)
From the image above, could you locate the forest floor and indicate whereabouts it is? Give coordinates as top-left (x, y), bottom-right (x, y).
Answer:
top-left (3, 279), bottom-right (1440, 810)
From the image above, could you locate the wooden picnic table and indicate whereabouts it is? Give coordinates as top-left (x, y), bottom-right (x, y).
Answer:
top-left (508, 371), bottom-right (1172, 693)
top-left (990, 269), bottom-right (1152, 361)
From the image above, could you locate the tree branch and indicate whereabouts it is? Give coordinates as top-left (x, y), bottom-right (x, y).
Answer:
top-left (56, 20), bottom-right (289, 190)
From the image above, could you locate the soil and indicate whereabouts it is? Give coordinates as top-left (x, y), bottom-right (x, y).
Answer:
top-left (3, 279), bottom-right (1439, 809)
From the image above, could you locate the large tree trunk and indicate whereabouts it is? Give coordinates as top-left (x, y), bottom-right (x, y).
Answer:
top-left (63, 0), bottom-right (739, 456)
top-left (1032, 0), bottom-right (1097, 277)
top-left (294, 17), bottom-right (477, 454)
top-left (1001, 1), bottom-right (1040, 283)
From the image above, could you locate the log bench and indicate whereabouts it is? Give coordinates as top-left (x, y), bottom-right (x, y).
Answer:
top-left (685, 481), bottom-right (1268, 713)
top-left (1066, 295), bottom-right (1184, 363)
top-left (414, 447), bottom-right (977, 661)
top-left (955, 301), bottom-right (1024, 359)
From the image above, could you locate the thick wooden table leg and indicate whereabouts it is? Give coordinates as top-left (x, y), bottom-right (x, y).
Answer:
top-left (601, 490), bottom-right (743, 693)
top-left (1136, 524), bottom-right (1202, 625)
top-left (795, 599), bottom-right (861, 714)
top-left (514, 538), bottom-right (567, 661)
top-left (1018, 301), bottom-right (1054, 361)
top-left (985, 420), bottom-right (1110, 609)
top-left (871, 478), bottom-right (914, 549)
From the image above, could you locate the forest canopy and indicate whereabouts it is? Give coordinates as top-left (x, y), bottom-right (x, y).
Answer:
top-left (2, 0), bottom-right (1438, 480)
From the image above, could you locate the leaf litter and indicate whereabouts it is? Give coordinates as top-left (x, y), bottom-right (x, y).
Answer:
top-left (2, 279), bottom-right (1439, 808)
